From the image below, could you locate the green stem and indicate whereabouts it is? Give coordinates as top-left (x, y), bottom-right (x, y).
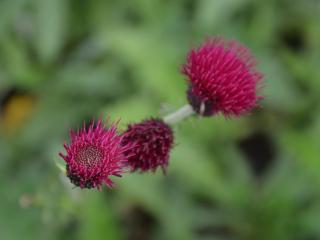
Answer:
top-left (163, 104), bottom-right (195, 125)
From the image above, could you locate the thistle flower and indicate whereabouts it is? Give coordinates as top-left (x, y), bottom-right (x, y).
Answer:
top-left (59, 119), bottom-right (131, 190)
top-left (182, 37), bottom-right (263, 117)
top-left (121, 119), bottom-right (174, 173)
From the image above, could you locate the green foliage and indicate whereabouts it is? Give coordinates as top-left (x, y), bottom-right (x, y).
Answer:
top-left (1, 0), bottom-right (320, 239)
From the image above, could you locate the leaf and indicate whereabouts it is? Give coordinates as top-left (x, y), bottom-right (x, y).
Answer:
top-left (33, 0), bottom-right (69, 63)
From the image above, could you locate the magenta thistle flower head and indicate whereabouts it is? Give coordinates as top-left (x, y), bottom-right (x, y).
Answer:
top-left (182, 37), bottom-right (263, 117)
top-left (59, 119), bottom-right (131, 190)
top-left (121, 118), bottom-right (174, 173)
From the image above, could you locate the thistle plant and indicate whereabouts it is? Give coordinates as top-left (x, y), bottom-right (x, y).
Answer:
top-left (59, 36), bottom-right (263, 190)
top-left (59, 120), bottom-right (133, 190)
top-left (121, 118), bottom-right (174, 173)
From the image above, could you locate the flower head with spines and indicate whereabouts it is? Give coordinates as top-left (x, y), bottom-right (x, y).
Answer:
top-left (59, 119), bottom-right (132, 190)
top-left (182, 37), bottom-right (263, 117)
top-left (121, 118), bottom-right (174, 173)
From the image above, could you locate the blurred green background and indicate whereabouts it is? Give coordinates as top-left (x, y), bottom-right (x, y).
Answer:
top-left (1, 0), bottom-right (320, 239)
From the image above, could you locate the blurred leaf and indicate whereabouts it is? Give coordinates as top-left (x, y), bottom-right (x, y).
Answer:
top-left (195, 0), bottom-right (250, 31)
top-left (78, 192), bottom-right (122, 240)
top-left (0, 37), bottom-right (45, 87)
top-left (0, 0), bottom-right (26, 37)
top-left (100, 28), bottom-right (185, 103)
top-left (279, 130), bottom-right (320, 185)
top-left (33, 0), bottom-right (69, 63)
top-left (102, 96), bottom-right (157, 128)
top-left (260, 54), bottom-right (304, 112)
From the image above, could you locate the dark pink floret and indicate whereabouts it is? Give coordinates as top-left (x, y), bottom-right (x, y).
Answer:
top-left (182, 37), bottom-right (263, 117)
top-left (59, 119), bottom-right (132, 190)
top-left (121, 119), bottom-right (174, 173)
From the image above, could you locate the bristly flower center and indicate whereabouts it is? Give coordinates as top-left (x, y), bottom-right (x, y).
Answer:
top-left (75, 145), bottom-right (103, 167)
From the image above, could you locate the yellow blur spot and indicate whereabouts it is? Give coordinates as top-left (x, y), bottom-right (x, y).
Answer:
top-left (1, 95), bottom-right (36, 137)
